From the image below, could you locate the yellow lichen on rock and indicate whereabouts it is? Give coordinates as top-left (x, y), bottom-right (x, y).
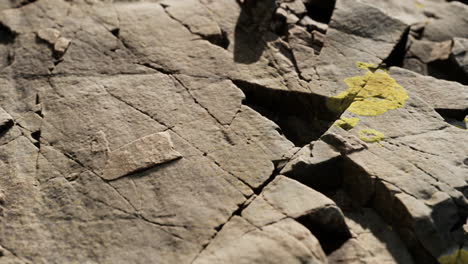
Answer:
top-left (358, 129), bottom-right (384, 143)
top-left (327, 67), bottom-right (409, 116)
top-left (347, 71), bottom-right (409, 116)
top-left (438, 249), bottom-right (468, 264)
top-left (356, 61), bottom-right (377, 71)
top-left (415, 1), bottom-right (424, 8)
top-left (334, 117), bottom-right (360, 130)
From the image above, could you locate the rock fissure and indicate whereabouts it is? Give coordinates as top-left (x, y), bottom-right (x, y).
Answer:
top-left (1, 0), bottom-right (467, 263)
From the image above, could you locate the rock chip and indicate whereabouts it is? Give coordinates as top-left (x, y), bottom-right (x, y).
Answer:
top-left (102, 131), bottom-right (182, 180)
top-left (37, 28), bottom-right (60, 45)
top-left (54, 37), bottom-right (71, 55)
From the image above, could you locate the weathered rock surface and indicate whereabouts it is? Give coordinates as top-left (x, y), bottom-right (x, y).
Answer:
top-left (0, 0), bottom-right (467, 263)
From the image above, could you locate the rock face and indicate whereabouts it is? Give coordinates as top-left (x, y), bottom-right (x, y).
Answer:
top-left (0, 0), bottom-right (466, 264)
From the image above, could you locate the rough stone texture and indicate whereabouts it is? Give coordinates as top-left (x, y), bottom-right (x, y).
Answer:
top-left (193, 217), bottom-right (328, 264)
top-left (328, 190), bottom-right (415, 264)
top-left (389, 67), bottom-right (468, 112)
top-left (0, 0), bottom-right (467, 263)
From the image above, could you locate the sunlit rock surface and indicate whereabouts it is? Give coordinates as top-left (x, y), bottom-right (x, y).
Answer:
top-left (0, 0), bottom-right (467, 263)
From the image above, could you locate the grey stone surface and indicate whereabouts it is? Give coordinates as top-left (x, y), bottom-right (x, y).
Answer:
top-left (0, 0), bottom-right (467, 263)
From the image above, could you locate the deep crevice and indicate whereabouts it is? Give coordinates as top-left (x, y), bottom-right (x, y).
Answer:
top-left (303, 0), bottom-right (337, 24)
top-left (284, 155), bottom-right (344, 194)
top-left (435, 108), bottom-right (468, 122)
top-left (435, 108), bottom-right (468, 128)
top-left (280, 150), bottom-right (350, 254)
top-left (110, 28), bottom-right (120, 38)
top-left (232, 79), bottom-right (338, 146)
top-left (382, 27), bottom-right (410, 68)
top-left (17, 0), bottom-right (37, 8)
top-left (297, 206), bottom-right (351, 254)
top-left (0, 23), bottom-right (17, 45)
top-left (0, 118), bottom-right (14, 133)
top-left (282, 149), bottom-right (443, 263)
top-left (31, 130), bottom-right (41, 148)
top-left (448, 0), bottom-right (468, 4)
top-left (427, 58), bottom-right (468, 85)
top-left (203, 30), bottom-right (230, 50)
top-left (252, 162), bottom-right (282, 195)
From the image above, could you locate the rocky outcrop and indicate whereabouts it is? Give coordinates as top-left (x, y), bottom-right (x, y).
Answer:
top-left (0, 0), bottom-right (466, 263)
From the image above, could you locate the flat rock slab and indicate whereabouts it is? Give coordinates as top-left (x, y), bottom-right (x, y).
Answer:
top-left (102, 131), bottom-right (182, 180)
top-left (193, 216), bottom-right (328, 264)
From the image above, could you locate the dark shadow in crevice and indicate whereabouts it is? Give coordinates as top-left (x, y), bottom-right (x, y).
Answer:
top-left (435, 108), bottom-right (468, 121)
top-left (339, 157), bottom-right (442, 263)
top-left (233, 0), bottom-right (277, 64)
top-left (284, 156), bottom-right (344, 194)
top-left (303, 0), bottom-right (337, 24)
top-left (289, 156), bottom-right (351, 253)
top-left (427, 58), bottom-right (468, 85)
top-left (204, 30), bottom-right (230, 50)
top-left (0, 119), bottom-right (13, 134)
top-left (435, 108), bottom-right (468, 129)
top-left (448, 0), bottom-right (468, 5)
top-left (0, 23), bottom-right (17, 45)
top-left (297, 206), bottom-right (351, 254)
top-left (382, 27), bottom-right (410, 68)
top-left (15, 0), bottom-right (37, 8)
top-left (110, 28), bottom-right (120, 38)
top-left (232, 79), bottom-right (340, 146)
top-left (31, 130), bottom-right (41, 148)
top-left (283, 151), bottom-right (439, 263)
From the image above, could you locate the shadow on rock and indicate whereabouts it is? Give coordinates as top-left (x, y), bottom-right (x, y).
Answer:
top-left (233, 0), bottom-right (277, 64)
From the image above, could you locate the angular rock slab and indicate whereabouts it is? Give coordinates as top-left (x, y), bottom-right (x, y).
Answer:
top-left (193, 217), bottom-right (328, 264)
top-left (389, 67), bottom-right (468, 112)
top-left (242, 175), bottom-right (350, 254)
top-left (102, 131), bottom-right (182, 180)
top-left (330, 190), bottom-right (416, 264)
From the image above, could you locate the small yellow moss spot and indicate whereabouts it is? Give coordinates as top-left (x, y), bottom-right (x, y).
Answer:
top-left (415, 2), bottom-right (424, 8)
top-left (359, 129), bottom-right (384, 143)
top-left (356, 61), bottom-right (378, 71)
top-left (334, 117), bottom-right (360, 130)
top-left (327, 67), bottom-right (409, 116)
top-left (438, 249), bottom-right (468, 264)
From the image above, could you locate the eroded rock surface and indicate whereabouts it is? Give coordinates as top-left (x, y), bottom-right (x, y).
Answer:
top-left (0, 0), bottom-right (467, 263)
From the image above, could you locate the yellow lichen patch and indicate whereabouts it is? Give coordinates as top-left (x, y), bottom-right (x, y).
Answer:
top-left (334, 117), bottom-right (360, 130)
top-left (358, 129), bottom-right (384, 143)
top-left (356, 61), bottom-right (378, 71)
top-left (327, 69), bottom-right (409, 116)
top-left (415, 1), bottom-right (424, 8)
top-left (438, 249), bottom-right (468, 264)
